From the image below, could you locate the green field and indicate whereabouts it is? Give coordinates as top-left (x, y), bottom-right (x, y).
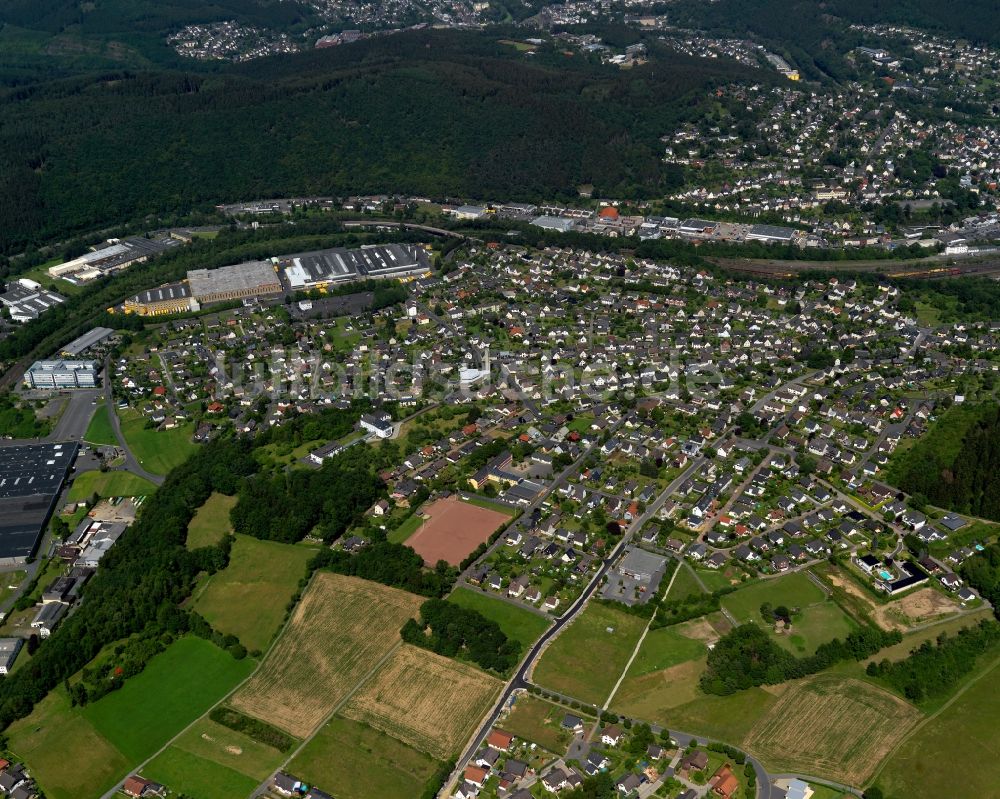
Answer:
top-left (8, 689), bottom-right (132, 799)
top-left (666, 563), bottom-right (707, 601)
top-left (67, 469), bottom-right (157, 502)
top-left (876, 656), bottom-right (1000, 798)
top-left (388, 513), bottom-right (424, 544)
top-left (721, 572), bottom-right (827, 622)
top-left (694, 567), bottom-right (739, 593)
top-left (501, 694), bottom-right (583, 753)
top-left (288, 716), bottom-right (439, 799)
top-left (186, 492), bottom-right (238, 550)
top-left (624, 625), bottom-right (708, 677)
top-left (144, 746), bottom-right (258, 799)
top-left (167, 716), bottom-right (287, 781)
top-left (83, 404), bottom-right (118, 446)
top-left (118, 408), bottom-right (198, 475)
top-left (533, 601), bottom-right (648, 705)
top-left (461, 496), bottom-right (517, 515)
top-left (449, 587), bottom-right (550, 653)
top-left (81, 637), bottom-right (255, 762)
top-left (663, 686), bottom-right (782, 744)
top-left (192, 535), bottom-right (316, 652)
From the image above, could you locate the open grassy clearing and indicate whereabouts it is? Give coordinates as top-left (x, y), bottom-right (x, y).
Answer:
top-left (612, 657), bottom-right (710, 723)
top-left (118, 408), bottom-right (198, 475)
top-left (695, 567), bottom-right (741, 593)
top-left (721, 572), bottom-right (826, 622)
top-left (655, 684), bottom-right (782, 744)
top-left (624, 625), bottom-right (708, 677)
top-left (230, 572), bottom-right (423, 738)
top-left (665, 562), bottom-right (707, 601)
top-left (81, 636), bottom-right (255, 763)
top-left (83, 404), bottom-right (117, 445)
top-left (388, 513), bottom-right (424, 544)
top-left (168, 716), bottom-right (286, 781)
top-left (66, 469), bottom-right (157, 502)
top-left (449, 587), bottom-right (550, 653)
top-left (533, 601), bottom-right (648, 706)
top-left (185, 491), bottom-right (237, 550)
top-left (341, 643), bottom-right (502, 760)
top-left (192, 534), bottom-right (316, 652)
top-left (743, 674), bottom-right (921, 787)
top-left (144, 746), bottom-right (258, 799)
top-left (8, 689), bottom-right (131, 799)
top-left (860, 607), bottom-right (994, 666)
top-left (289, 716), bottom-right (440, 799)
top-left (773, 601), bottom-right (857, 655)
top-left (877, 657), bottom-right (1000, 798)
top-left (500, 694), bottom-right (585, 754)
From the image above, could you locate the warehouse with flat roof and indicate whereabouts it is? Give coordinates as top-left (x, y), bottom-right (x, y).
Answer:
top-left (124, 282), bottom-right (194, 316)
top-left (60, 327), bottom-right (114, 357)
top-left (746, 224), bottom-right (798, 244)
top-left (188, 261), bottom-right (282, 304)
top-left (281, 244), bottom-right (430, 290)
top-left (0, 443), bottom-right (79, 565)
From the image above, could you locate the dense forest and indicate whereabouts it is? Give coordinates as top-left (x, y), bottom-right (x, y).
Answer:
top-left (0, 29), bottom-right (768, 254)
top-left (890, 403), bottom-right (1000, 521)
top-left (961, 542), bottom-right (1000, 617)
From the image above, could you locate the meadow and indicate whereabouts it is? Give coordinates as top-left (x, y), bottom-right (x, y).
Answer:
top-left (191, 534), bottom-right (316, 652)
top-left (532, 601), bottom-right (648, 706)
top-left (185, 492), bottom-right (237, 549)
top-left (143, 746), bottom-right (258, 799)
top-left (66, 469), bottom-right (157, 502)
top-left (118, 408), bottom-right (198, 475)
top-left (289, 716), bottom-right (440, 799)
top-left (501, 694), bottom-right (587, 754)
top-left (83, 404), bottom-right (117, 446)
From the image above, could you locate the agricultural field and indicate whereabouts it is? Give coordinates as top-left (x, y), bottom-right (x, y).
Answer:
top-left (191, 534), bottom-right (316, 652)
top-left (118, 408), bottom-right (198, 475)
top-left (448, 587), bottom-right (550, 653)
top-left (533, 601), bottom-right (648, 706)
top-left (500, 694), bottom-right (586, 754)
top-left (7, 689), bottom-right (131, 799)
top-left (143, 746), bottom-right (258, 799)
top-left (230, 572), bottom-right (423, 738)
top-left (83, 404), bottom-right (117, 445)
top-left (289, 716), bottom-right (440, 799)
top-left (623, 622), bottom-right (713, 677)
top-left (743, 675), bottom-right (921, 786)
top-left (81, 637), bottom-right (255, 762)
top-left (341, 643), bottom-right (502, 760)
top-left (406, 495), bottom-right (511, 566)
top-left (66, 469), bottom-right (157, 502)
top-left (185, 491), bottom-right (237, 549)
top-left (877, 658), bottom-right (1000, 798)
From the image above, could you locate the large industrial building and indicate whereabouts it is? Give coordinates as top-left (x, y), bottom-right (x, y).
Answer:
top-left (187, 261), bottom-right (283, 304)
top-left (47, 237), bottom-right (178, 284)
top-left (0, 443), bottom-right (79, 565)
top-left (60, 327), bottom-right (115, 357)
top-left (281, 244), bottom-right (431, 290)
top-left (0, 279), bottom-right (66, 324)
top-left (23, 360), bottom-right (99, 390)
top-left (123, 282), bottom-right (195, 316)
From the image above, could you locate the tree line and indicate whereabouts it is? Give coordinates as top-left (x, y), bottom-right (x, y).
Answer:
top-left (401, 598), bottom-right (520, 673)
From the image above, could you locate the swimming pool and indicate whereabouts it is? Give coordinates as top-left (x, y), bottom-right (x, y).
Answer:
top-left (877, 568), bottom-right (893, 580)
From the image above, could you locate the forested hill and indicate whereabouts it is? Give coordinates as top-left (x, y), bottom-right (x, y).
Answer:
top-left (0, 30), bottom-right (769, 254)
top-left (891, 403), bottom-right (1000, 521)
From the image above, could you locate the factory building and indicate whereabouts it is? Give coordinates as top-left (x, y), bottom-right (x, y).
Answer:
top-left (123, 283), bottom-right (196, 316)
top-left (24, 360), bottom-right (99, 390)
top-left (187, 261), bottom-right (283, 304)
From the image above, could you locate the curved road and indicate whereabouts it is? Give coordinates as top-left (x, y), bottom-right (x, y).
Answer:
top-left (102, 358), bottom-right (165, 486)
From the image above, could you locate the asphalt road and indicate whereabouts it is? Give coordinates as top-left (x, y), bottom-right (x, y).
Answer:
top-left (102, 365), bottom-right (165, 486)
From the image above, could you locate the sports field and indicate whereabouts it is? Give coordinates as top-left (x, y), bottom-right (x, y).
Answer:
top-left (185, 492), bottom-right (237, 549)
top-left (743, 675), bottom-right (921, 786)
top-left (289, 716), bottom-right (440, 799)
top-left (341, 644), bottom-right (502, 759)
top-left (406, 496), bottom-right (511, 566)
top-left (448, 587), bottom-right (550, 652)
top-left (192, 534), bottom-right (316, 652)
top-left (67, 469), bottom-right (157, 502)
top-left (230, 572), bottom-right (423, 738)
top-left (81, 637), bottom-right (255, 762)
top-left (533, 601), bottom-right (648, 705)
top-left (118, 408), bottom-right (198, 475)
top-left (877, 657), bottom-right (1000, 798)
